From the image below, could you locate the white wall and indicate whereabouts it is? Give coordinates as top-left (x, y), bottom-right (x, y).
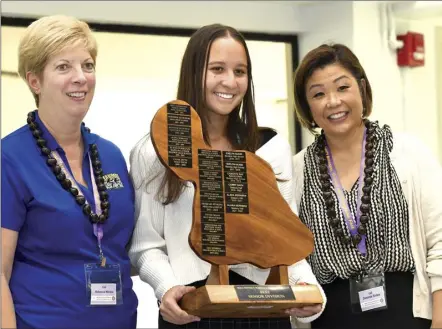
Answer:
top-left (297, 1), bottom-right (441, 162)
top-left (297, 1), bottom-right (355, 147)
top-left (1, 1), bottom-right (303, 34)
top-left (352, 2), bottom-right (404, 133)
top-left (395, 18), bottom-right (440, 157)
top-left (298, 1), bottom-right (355, 57)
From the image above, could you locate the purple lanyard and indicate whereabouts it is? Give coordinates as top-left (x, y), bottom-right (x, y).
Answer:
top-left (52, 151), bottom-right (105, 264)
top-left (324, 127), bottom-right (367, 255)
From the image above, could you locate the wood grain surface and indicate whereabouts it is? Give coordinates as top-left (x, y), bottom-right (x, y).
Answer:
top-left (150, 100), bottom-right (315, 269)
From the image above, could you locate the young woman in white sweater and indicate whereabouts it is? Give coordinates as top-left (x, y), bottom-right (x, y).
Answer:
top-left (128, 24), bottom-right (326, 328)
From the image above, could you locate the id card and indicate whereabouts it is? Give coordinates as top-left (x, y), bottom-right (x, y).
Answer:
top-left (90, 283), bottom-right (116, 305)
top-left (84, 263), bottom-right (123, 306)
top-left (349, 271), bottom-right (387, 313)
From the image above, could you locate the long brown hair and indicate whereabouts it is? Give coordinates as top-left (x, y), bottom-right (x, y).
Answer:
top-left (142, 24), bottom-right (261, 205)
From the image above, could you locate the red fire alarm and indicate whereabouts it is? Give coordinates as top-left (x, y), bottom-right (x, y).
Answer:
top-left (396, 32), bottom-right (425, 67)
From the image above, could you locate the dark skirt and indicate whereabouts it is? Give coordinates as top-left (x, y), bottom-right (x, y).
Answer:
top-left (158, 271), bottom-right (291, 329)
top-left (311, 271), bottom-right (431, 329)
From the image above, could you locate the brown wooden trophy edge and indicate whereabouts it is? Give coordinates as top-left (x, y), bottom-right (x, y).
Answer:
top-left (150, 100), bottom-right (323, 318)
top-left (150, 100), bottom-right (314, 268)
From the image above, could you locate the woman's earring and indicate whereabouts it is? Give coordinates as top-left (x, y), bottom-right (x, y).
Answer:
top-left (311, 121), bottom-right (317, 128)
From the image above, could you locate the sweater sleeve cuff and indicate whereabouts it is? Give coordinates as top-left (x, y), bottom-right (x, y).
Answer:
top-left (137, 259), bottom-right (179, 302)
top-left (430, 276), bottom-right (442, 293)
top-left (156, 280), bottom-right (179, 302)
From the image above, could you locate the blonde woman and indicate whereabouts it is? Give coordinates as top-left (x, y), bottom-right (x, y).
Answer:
top-left (1, 15), bottom-right (138, 328)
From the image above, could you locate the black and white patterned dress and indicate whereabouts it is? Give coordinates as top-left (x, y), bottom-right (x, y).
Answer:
top-left (298, 122), bottom-right (431, 329)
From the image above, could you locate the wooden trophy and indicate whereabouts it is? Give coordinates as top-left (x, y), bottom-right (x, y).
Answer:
top-left (150, 100), bottom-right (323, 318)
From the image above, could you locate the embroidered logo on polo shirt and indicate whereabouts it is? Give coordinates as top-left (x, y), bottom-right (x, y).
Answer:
top-left (103, 173), bottom-right (124, 190)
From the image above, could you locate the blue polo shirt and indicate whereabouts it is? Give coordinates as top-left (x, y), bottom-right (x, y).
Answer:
top-left (1, 110), bottom-right (138, 329)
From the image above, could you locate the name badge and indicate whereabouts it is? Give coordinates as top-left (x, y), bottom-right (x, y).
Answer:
top-left (358, 286), bottom-right (387, 312)
top-left (349, 271), bottom-right (388, 313)
top-left (84, 263), bottom-right (123, 307)
top-left (91, 283), bottom-right (117, 305)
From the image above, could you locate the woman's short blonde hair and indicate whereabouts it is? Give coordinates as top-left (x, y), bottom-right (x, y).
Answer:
top-left (18, 15), bottom-right (98, 106)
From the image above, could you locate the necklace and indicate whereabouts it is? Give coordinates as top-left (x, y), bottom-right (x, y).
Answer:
top-left (27, 111), bottom-right (109, 224)
top-left (316, 120), bottom-right (376, 247)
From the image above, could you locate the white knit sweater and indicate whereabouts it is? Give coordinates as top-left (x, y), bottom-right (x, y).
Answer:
top-left (128, 132), bottom-right (326, 323)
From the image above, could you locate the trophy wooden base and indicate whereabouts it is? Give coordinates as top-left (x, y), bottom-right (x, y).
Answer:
top-left (180, 284), bottom-right (323, 318)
